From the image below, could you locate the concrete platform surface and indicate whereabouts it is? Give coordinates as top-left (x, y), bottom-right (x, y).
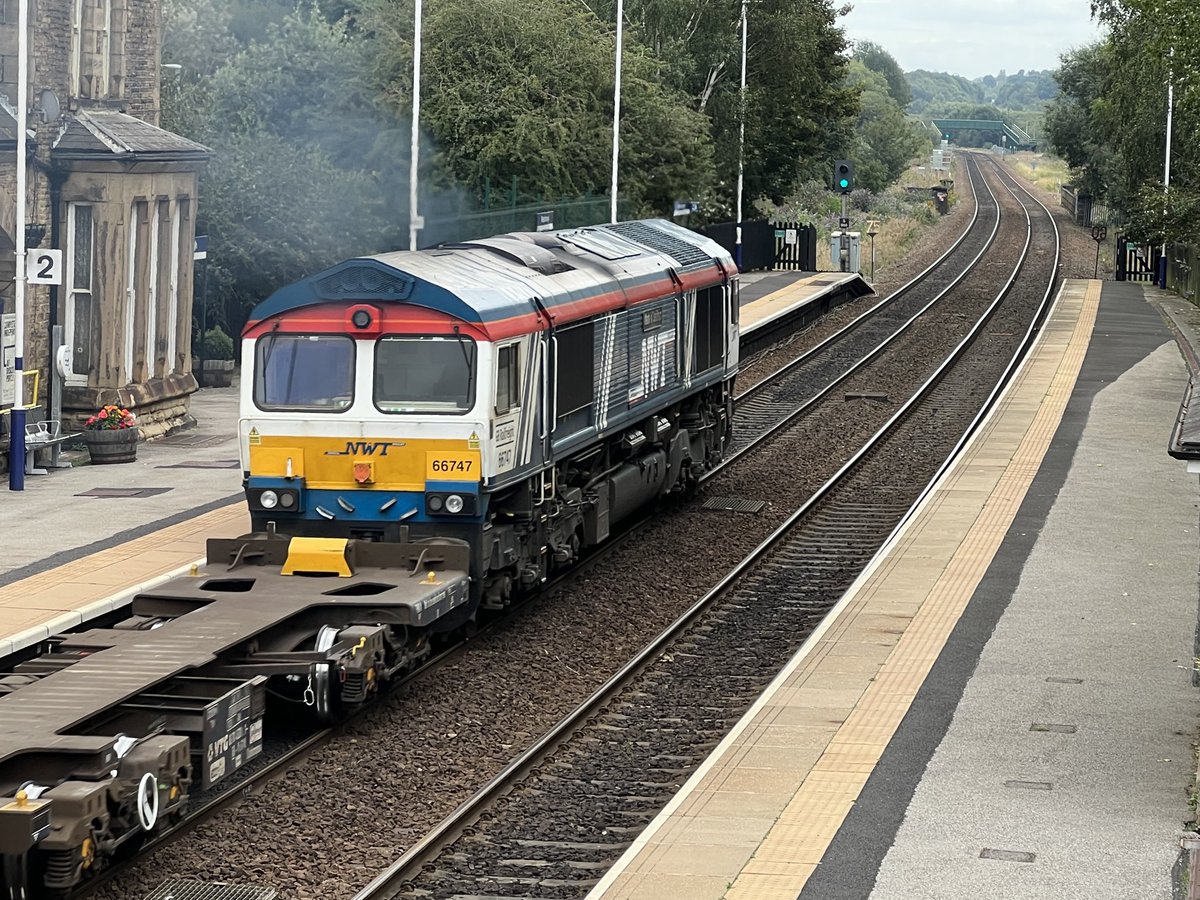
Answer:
top-left (0, 385), bottom-right (246, 656)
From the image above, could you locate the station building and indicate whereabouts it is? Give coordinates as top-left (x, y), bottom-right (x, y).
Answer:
top-left (0, 0), bottom-right (207, 441)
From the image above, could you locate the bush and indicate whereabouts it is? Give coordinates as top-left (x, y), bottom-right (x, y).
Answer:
top-left (201, 327), bottom-right (236, 361)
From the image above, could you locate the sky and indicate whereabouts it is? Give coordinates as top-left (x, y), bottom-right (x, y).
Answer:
top-left (842, 0), bottom-right (1105, 78)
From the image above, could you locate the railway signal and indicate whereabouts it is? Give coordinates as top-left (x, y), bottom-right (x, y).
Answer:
top-left (834, 159), bottom-right (854, 194)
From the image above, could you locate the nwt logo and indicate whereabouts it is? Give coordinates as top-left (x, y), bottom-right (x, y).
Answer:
top-left (325, 440), bottom-right (407, 457)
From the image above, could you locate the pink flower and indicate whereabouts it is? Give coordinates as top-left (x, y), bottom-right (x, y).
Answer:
top-left (98, 409), bottom-right (108, 419)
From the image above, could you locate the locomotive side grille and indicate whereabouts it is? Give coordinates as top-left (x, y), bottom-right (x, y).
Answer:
top-left (604, 221), bottom-right (713, 269)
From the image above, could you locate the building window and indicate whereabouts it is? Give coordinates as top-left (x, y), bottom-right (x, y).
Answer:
top-left (65, 204), bottom-right (94, 382)
top-left (145, 201), bottom-right (160, 378)
top-left (124, 201), bottom-right (146, 384)
top-left (71, 0), bottom-right (120, 100)
top-left (167, 199), bottom-right (184, 374)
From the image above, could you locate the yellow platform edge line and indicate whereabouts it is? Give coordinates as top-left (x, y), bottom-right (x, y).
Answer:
top-left (586, 279), bottom-right (1101, 900)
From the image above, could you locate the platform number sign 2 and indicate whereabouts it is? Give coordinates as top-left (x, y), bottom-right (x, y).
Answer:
top-left (26, 248), bottom-right (63, 285)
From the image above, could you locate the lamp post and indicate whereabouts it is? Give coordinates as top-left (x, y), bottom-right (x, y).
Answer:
top-left (1160, 47), bottom-right (1174, 289)
top-left (9, 0), bottom-right (29, 491)
top-left (734, 0), bottom-right (747, 271)
top-left (408, 0), bottom-right (423, 251)
top-left (610, 0), bottom-right (623, 224)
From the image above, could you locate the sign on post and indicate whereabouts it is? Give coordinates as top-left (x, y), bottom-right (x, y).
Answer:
top-left (1091, 224), bottom-right (1108, 243)
top-left (673, 200), bottom-right (700, 218)
top-left (1, 314), bottom-right (15, 407)
top-left (193, 234), bottom-right (208, 261)
top-left (26, 249), bottom-right (62, 285)
top-left (536, 211), bottom-right (554, 232)
top-left (784, 228), bottom-right (798, 246)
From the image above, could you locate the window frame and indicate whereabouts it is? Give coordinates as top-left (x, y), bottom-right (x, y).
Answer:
top-left (65, 202), bottom-right (94, 385)
top-left (253, 332), bottom-right (357, 413)
top-left (372, 333), bottom-right (478, 417)
top-left (494, 342), bottom-right (520, 416)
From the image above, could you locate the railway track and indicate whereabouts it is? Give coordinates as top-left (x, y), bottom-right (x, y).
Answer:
top-left (351, 157), bottom-right (1061, 900)
top-left (87, 156), bottom-right (1056, 900)
top-left (730, 152), bottom-right (994, 453)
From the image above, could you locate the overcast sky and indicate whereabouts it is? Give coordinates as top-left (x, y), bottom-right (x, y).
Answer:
top-left (842, 0), bottom-right (1104, 78)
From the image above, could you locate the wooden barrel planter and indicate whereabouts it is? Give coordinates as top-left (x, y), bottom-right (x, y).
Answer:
top-left (84, 428), bottom-right (139, 464)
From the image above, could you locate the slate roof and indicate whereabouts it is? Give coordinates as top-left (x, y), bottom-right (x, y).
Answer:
top-left (0, 97), bottom-right (22, 143)
top-left (53, 109), bottom-right (209, 158)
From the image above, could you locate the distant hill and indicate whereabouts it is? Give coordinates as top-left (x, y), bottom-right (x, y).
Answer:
top-left (907, 69), bottom-right (1058, 115)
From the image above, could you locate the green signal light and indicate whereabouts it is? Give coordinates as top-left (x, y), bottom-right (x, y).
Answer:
top-left (838, 178), bottom-right (849, 189)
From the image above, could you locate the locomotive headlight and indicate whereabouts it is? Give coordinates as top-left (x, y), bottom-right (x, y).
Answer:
top-left (445, 494), bottom-right (465, 514)
top-left (428, 495), bottom-right (444, 512)
top-left (260, 490), bottom-right (279, 510)
top-left (279, 491), bottom-right (296, 509)
top-left (351, 309), bottom-right (373, 329)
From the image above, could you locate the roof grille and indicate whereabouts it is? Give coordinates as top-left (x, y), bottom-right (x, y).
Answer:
top-left (603, 221), bottom-right (711, 269)
top-left (315, 263), bottom-right (414, 301)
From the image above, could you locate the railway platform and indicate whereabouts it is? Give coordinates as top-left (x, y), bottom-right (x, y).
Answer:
top-left (0, 386), bottom-right (247, 659)
top-left (738, 270), bottom-right (874, 353)
top-left (590, 279), bottom-right (1200, 900)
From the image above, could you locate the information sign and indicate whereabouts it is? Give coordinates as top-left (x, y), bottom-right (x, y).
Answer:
top-left (26, 249), bottom-right (62, 285)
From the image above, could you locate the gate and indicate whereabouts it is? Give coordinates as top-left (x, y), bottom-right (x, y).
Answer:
top-left (772, 222), bottom-right (817, 271)
top-left (1115, 236), bottom-right (1162, 282)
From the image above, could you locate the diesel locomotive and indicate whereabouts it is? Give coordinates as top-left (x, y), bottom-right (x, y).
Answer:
top-left (240, 218), bottom-right (739, 621)
top-left (0, 219), bottom-right (739, 898)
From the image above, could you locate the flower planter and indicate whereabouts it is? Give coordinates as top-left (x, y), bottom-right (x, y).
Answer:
top-left (84, 428), bottom-right (139, 464)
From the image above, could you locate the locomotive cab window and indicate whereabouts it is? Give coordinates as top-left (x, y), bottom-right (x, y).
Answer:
top-left (495, 343), bottom-right (520, 414)
top-left (375, 335), bottom-right (476, 414)
top-left (255, 334), bottom-right (355, 411)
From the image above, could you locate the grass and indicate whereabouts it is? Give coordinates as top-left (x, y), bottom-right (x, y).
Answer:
top-left (815, 214), bottom-right (929, 277)
top-left (1004, 151), bottom-right (1071, 197)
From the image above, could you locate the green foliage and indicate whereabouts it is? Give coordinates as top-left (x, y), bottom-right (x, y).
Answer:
top-left (908, 68), bottom-right (1056, 115)
top-left (163, 0), bottom-right (919, 332)
top-left (854, 41), bottom-right (911, 108)
top-left (201, 327), bottom-right (236, 361)
top-left (1045, 2), bottom-right (1200, 244)
top-left (846, 61), bottom-right (931, 192)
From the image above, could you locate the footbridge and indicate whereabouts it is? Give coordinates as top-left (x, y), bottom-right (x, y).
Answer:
top-left (931, 118), bottom-right (1037, 151)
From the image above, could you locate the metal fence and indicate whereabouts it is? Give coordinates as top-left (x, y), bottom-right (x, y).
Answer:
top-left (1166, 242), bottom-right (1199, 302)
top-left (1060, 186), bottom-right (1112, 227)
top-left (420, 196), bottom-right (630, 248)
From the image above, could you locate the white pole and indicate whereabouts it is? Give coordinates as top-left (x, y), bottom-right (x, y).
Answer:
top-left (1161, 47), bottom-right (1174, 288)
top-left (610, 0), bottom-right (623, 224)
top-left (735, 0), bottom-right (747, 270)
top-left (408, 0), bottom-right (423, 251)
top-left (10, 0), bottom-right (28, 490)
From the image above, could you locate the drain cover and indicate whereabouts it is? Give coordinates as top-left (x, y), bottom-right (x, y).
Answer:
top-left (701, 497), bottom-right (767, 514)
top-left (156, 459), bottom-right (240, 469)
top-left (157, 434), bottom-right (228, 449)
top-left (75, 487), bottom-right (174, 498)
top-left (144, 881), bottom-right (276, 900)
top-left (979, 848), bottom-right (1036, 863)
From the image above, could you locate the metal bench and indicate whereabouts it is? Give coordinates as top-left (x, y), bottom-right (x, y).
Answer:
top-left (24, 418), bottom-right (78, 475)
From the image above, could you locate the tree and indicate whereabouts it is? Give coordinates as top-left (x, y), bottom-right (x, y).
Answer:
top-left (845, 61), bottom-right (929, 192)
top-left (854, 40), bottom-right (911, 108)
